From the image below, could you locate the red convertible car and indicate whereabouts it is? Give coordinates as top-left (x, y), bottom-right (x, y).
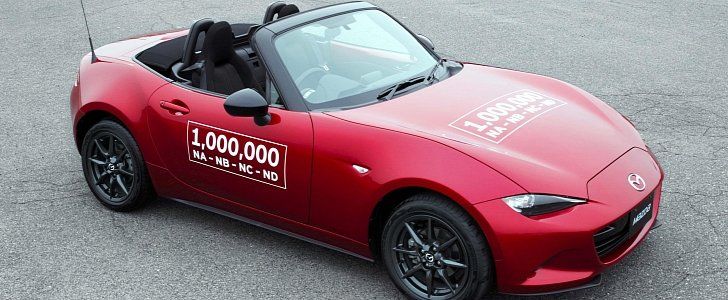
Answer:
top-left (70, 1), bottom-right (663, 298)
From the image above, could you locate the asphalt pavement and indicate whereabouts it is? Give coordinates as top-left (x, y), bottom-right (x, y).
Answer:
top-left (0, 0), bottom-right (726, 299)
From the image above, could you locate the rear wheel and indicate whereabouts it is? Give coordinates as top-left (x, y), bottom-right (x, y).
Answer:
top-left (381, 194), bottom-right (492, 300)
top-left (81, 120), bottom-right (154, 211)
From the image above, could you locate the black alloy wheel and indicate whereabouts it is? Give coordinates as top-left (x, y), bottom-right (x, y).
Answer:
top-left (81, 120), bottom-right (154, 211)
top-left (392, 215), bottom-right (470, 297)
top-left (382, 194), bottom-right (492, 300)
top-left (86, 133), bottom-right (134, 200)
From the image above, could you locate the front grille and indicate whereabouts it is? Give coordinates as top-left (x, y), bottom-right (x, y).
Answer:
top-left (593, 192), bottom-right (655, 258)
top-left (593, 214), bottom-right (630, 257)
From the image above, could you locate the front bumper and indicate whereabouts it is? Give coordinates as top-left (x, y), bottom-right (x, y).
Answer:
top-left (477, 148), bottom-right (663, 294)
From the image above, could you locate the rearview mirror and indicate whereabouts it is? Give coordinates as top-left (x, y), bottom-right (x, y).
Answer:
top-left (416, 34), bottom-right (435, 51)
top-left (224, 89), bottom-right (271, 126)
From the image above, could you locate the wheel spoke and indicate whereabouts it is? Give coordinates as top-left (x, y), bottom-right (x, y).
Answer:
top-left (118, 168), bottom-right (134, 177)
top-left (442, 259), bottom-right (467, 269)
top-left (404, 222), bottom-right (425, 247)
top-left (108, 134), bottom-right (116, 156)
top-left (87, 157), bottom-right (106, 166)
top-left (392, 247), bottom-right (418, 257)
top-left (426, 269), bottom-right (434, 298)
top-left (118, 148), bottom-right (128, 159)
top-left (401, 263), bottom-right (423, 279)
top-left (96, 171), bottom-right (111, 184)
top-left (107, 173), bottom-right (115, 195)
top-left (115, 175), bottom-right (129, 195)
top-left (437, 269), bottom-right (455, 295)
top-left (427, 218), bottom-right (434, 243)
top-left (440, 236), bottom-right (458, 251)
top-left (94, 139), bottom-right (109, 157)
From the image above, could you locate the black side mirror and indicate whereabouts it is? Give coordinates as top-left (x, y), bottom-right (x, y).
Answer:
top-left (224, 89), bottom-right (271, 126)
top-left (416, 34), bottom-right (435, 51)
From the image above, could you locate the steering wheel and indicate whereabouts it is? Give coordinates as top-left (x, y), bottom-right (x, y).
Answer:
top-left (294, 67), bottom-right (327, 100)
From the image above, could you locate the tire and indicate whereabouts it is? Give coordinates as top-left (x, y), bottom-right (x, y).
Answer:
top-left (381, 194), bottom-right (493, 300)
top-left (81, 120), bottom-right (154, 211)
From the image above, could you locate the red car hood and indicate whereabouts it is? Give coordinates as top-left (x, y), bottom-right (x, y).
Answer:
top-left (326, 64), bottom-right (646, 199)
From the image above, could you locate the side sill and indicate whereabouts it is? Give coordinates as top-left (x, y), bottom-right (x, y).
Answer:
top-left (167, 197), bottom-right (375, 262)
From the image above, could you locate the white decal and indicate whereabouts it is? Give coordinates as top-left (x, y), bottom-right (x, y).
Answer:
top-left (448, 90), bottom-right (566, 143)
top-left (187, 121), bottom-right (288, 189)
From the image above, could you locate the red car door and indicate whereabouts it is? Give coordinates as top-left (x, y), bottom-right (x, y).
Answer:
top-left (146, 84), bottom-right (313, 222)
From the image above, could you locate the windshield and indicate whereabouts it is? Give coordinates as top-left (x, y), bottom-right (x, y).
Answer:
top-left (274, 9), bottom-right (438, 110)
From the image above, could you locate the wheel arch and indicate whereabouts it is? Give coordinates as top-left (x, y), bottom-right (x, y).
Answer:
top-left (73, 99), bottom-right (163, 167)
top-left (367, 183), bottom-right (501, 263)
top-left (368, 186), bottom-right (430, 260)
top-left (73, 55), bottom-right (168, 166)
top-left (74, 109), bottom-right (125, 152)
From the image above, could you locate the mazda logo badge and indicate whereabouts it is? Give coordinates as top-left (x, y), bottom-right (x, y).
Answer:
top-left (627, 173), bottom-right (646, 191)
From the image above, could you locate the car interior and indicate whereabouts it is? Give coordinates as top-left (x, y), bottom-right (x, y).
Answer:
top-left (136, 2), bottom-right (440, 109)
top-left (136, 2), bottom-right (301, 101)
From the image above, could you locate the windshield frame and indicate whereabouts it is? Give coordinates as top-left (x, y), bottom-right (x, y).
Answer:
top-left (252, 3), bottom-right (442, 112)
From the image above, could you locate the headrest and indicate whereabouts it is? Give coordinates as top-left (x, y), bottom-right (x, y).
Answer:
top-left (278, 4), bottom-right (300, 18)
top-left (263, 2), bottom-right (286, 23)
top-left (203, 21), bottom-right (235, 64)
top-left (181, 18), bottom-right (213, 70)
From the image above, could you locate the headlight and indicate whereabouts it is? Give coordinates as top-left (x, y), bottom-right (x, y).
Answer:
top-left (502, 194), bottom-right (586, 216)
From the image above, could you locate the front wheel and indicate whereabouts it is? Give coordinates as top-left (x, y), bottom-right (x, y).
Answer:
top-left (81, 120), bottom-right (154, 211)
top-left (381, 194), bottom-right (493, 300)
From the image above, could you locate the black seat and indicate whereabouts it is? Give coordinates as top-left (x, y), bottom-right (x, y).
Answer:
top-left (198, 21), bottom-right (258, 95)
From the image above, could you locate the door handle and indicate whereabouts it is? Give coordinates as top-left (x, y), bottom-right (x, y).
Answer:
top-left (160, 100), bottom-right (190, 115)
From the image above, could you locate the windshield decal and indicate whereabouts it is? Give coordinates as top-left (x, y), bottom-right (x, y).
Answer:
top-left (448, 90), bottom-right (566, 144)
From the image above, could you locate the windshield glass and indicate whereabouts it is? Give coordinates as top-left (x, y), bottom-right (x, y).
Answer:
top-left (274, 9), bottom-right (437, 110)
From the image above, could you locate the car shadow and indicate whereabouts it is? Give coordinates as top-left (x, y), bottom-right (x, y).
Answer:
top-left (130, 196), bottom-right (405, 297)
